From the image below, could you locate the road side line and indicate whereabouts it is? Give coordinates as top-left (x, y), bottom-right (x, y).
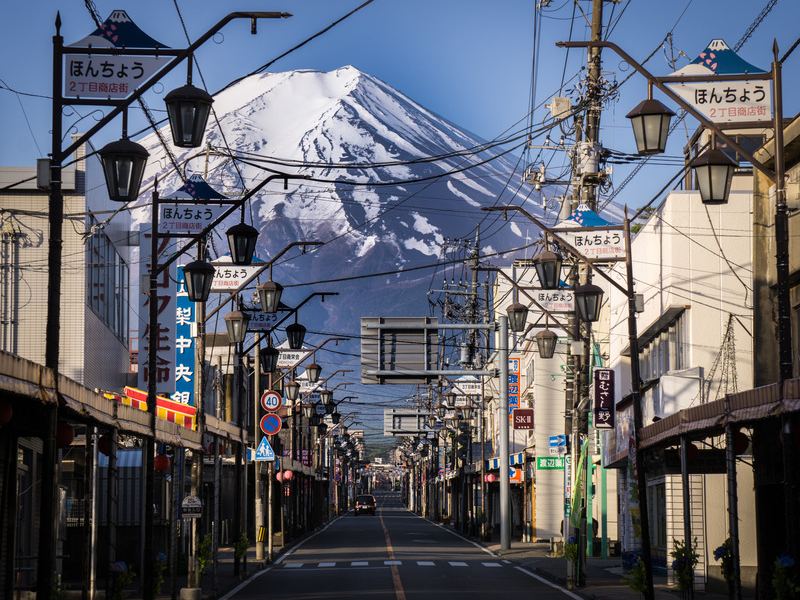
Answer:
top-left (514, 566), bottom-right (584, 600)
top-left (219, 515), bottom-right (343, 600)
top-left (379, 511), bottom-right (408, 600)
top-left (420, 516), bottom-right (497, 558)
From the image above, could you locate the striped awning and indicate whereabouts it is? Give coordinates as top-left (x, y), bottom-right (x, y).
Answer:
top-left (486, 452), bottom-right (525, 470)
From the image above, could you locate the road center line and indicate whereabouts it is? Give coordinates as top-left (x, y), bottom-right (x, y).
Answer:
top-left (379, 511), bottom-right (407, 600)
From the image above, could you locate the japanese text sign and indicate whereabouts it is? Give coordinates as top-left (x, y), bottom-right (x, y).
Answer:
top-left (172, 267), bottom-right (195, 406)
top-left (64, 54), bottom-right (167, 99)
top-left (508, 356), bottom-right (521, 415)
top-left (138, 230), bottom-right (176, 396)
top-left (513, 408), bottom-right (534, 430)
top-left (210, 259), bottom-right (263, 293)
top-left (669, 81), bottom-right (771, 124)
top-left (159, 204), bottom-right (227, 236)
top-left (593, 368), bottom-right (615, 429)
top-left (534, 290), bottom-right (574, 313)
top-left (553, 228), bottom-right (625, 261)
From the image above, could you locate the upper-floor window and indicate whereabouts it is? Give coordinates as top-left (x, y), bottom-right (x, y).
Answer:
top-left (639, 311), bottom-right (687, 381)
top-left (87, 218), bottom-right (128, 344)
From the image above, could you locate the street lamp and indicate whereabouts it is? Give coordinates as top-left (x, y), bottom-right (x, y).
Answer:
top-left (319, 389), bottom-right (333, 406)
top-left (331, 412), bottom-right (341, 425)
top-left (285, 380), bottom-right (300, 403)
top-left (224, 309), bottom-right (250, 344)
top-left (690, 145), bottom-right (737, 205)
top-left (533, 248), bottom-right (563, 290)
top-left (257, 280), bottom-right (283, 313)
top-left (574, 282), bottom-right (604, 323)
top-left (506, 302), bottom-right (529, 333)
top-left (260, 338), bottom-right (279, 373)
top-left (302, 400), bottom-right (316, 419)
top-left (626, 96), bottom-right (675, 155)
top-left (535, 328), bottom-right (558, 359)
top-left (286, 321), bottom-right (307, 350)
top-left (306, 362), bottom-right (322, 384)
top-left (427, 414), bottom-right (437, 428)
top-left (98, 138), bottom-right (149, 203)
top-left (436, 406), bottom-right (446, 419)
top-left (164, 83), bottom-right (214, 148)
top-left (226, 222), bottom-right (259, 266)
top-left (182, 259), bottom-right (216, 302)
top-left (318, 422), bottom-right (328, 436)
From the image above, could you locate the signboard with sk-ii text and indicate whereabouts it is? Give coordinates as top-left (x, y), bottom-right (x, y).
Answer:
top-left (64, 10), bottom-right (170, 99)
top-left (171, 267), bottom-right (195, 407)
top-left (513, 408), bottom-right (534, 430)
top-left (593, 368), bottom-right (615, 429)
top-left (508, 356), bottom-right (520, 415)
top-left (665, 39), bottom-right (771, 124)
top-left (137, 228), bottom-right (176, 397)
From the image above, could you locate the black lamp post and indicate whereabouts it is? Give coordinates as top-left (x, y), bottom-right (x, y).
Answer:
top-left (306, 362), bottom-right (322, 384)
top-left (533, 248), bottom-right (563, 290)
top-left (226, 222), bottom-right (259, 266)
top-left (182, 259), bottom-right (216, 302)
top-left (260, 340), bottom-right (279, 374)
top-left (626, 96), bottom-right (675, 155)
top-left (257, 280), bottom-right (283, 313)
top-left (164, 83), bottom-right (214, 148)
top-left (690, 145), bottom-right (737, 205)
top-left (224, 309), bottom-right (250, 344)
top-left (285, 380), bottom-right (300, 403)
top-left (286, 321), bottom-right (307, 350)
top-left (506, 302), bottom-right (529, 333)
top-left (574, 282), bottom-right (604, 323)
top-left (98, 138), bottom-right (149, 203)
top-left (535, 328), bottom-right (558, 359)
top-left (302, 400), bottom-right (316, 419)
top-left (320, 389), bottom-right (333, 406)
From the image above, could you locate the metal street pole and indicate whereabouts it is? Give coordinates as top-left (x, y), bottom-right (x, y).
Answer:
top-left (499, 315), bottom-right (510, 552)
top-left (254, 337), bottom-right (264, 562)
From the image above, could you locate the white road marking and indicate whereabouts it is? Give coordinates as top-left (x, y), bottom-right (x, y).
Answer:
top-left (416, 561), bottom-right (435, 566)
top-left (482, 562), bottom-right (502, 567)
top-left (351, 561), bottom-right (369, 567)
top-left (384, 560), bottom-right (402, 566)
top-left (423, 517), bottom-right (498, 558)
top-left (283, 563), bottom-right (304, 569)
top-left (514, 566), bottom-right (584, 599)
top-left (318, 562), bottom-right (336, 567)
top-left (448, 561), bottom-right (468, 567)
top-left (503, 560), bottom-right (512, 564)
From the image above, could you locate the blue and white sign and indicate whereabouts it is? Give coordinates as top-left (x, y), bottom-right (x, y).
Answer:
top-left (549, 434), bottom-right (568, 456)
top-left (172, 266), bottom-right (195, 406)
top-left (255, 436), bottom-right (276, 462)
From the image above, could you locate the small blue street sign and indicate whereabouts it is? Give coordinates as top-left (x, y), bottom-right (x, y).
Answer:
top-left (255, 436), bottom-right (276, 462)
top-left (549, 434), bottom-right (567, 448)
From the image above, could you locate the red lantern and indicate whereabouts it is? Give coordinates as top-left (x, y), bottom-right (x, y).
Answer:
top-left (56, 422), bottom-right (74, 448)
top-left (283, 470), bottom-right (294, 481)
top-left (486, 473), bottom-right (497, 483)
top-left (0, 399), bottom-right (12, 426)
top-left (154, 454), bottom-right (171, 473)
top-left (276, 471), bottom-right (284, 482)
top-left (733, 430), bottom-right (750, 455)
top-left (97, 434), bottom-right (113, 456)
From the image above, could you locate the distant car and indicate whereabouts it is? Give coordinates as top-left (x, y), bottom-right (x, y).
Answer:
top-left (355, 494), bottom-right (376, 515)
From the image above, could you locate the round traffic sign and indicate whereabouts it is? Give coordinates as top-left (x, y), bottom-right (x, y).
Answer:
top-left (260, 390), bottom-right (282, 412)
top-left (260, 413), bottom-right (282, 436)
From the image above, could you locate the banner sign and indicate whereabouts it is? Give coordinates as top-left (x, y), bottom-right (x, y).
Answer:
top-left (277, 348), bottom-right (313, 369)
top-left (508, 357), bottom-right (521, 414)
top-left (670, 81), bottom-right (770, 123)
top-left (209, 260), bottom-right (264, 293)
top-left (246, 310), bottom-right (279, 332)
top-left (452, 376), bottom-right (481, 396)
top-left (553, 228), bottom-right (625, 260)
top-left (593, 368), bottom-right (615, 429)
top-left (138, 230), bottom-right (176, 396)
top-left (159, 204), bottom-right (227, 235)
top-left (532, 289), bottom-right (574, 313)
top-left (172, 267), bottom-right (195, 406)
top-left (513, 408), bottom-right (534, 430)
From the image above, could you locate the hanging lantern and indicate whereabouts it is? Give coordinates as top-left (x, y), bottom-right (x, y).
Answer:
top-left (626, 98), bottom-right (675, 155)
top-left (436, 406), bottom-right (446, 419)
top-left (0, 398), bottom-right (12, 426)
top-left (427, 415), bottom-right (437, 428)
top-left (506, 302), bottom-right (529, 333)
top-left (535, 328), bottom-right (558, 359)
top-left (285, 380), bottom-right (300, 402)
top-left (686, 443), bottom-right (700, 461)
top-left (56, 421), bottom-right (75, 448)
top-left (257, 280), bottom-right (283, 313)
top-left (574, 282), bottom-right (604, 323)
top-left (324, 403), bottom-right (335, 415)
top-left (224, 310), bottom-right (250, 344)
top-left (486, 473), bottom-right (497, 483)
top-left (318, 423), bottom-right (328, 436)
top-left (461, 404), bottom-right (473, 420)
top-left (305, 363), bottom-right (322, 384)
top-left (97, 434), bottom-right (113, 456)
top-left (283, 470), bottom-right (294, 481)
top-left (286, 322), bottom-right (306, 350)
top-left (319, 389), bottom-right (333, 406)
top-left (182, 260), bottom-right (216, 302)
top-left (154, 453), bottom-right (171, 473)
top-left (691, 147), bottom-right (737, 205)
top-left (533, 249), bottom-right (563, 290)
top-left (226, 222), bottom-right (259, 266)
top-left (164, 83), bottom-right (214, 148)
top-left (98, 138), bottom-right (149, 203)
top-left (331, 412), bottom-right (341, 425)
top-left (444, 391), bottom-right (457, 409)
top-left (302, 401), bottom-right (316, 419)
top-left (733, 430), bottom-right (750, 455)
top-left (276, 470), bottom-right (284, 482)
top-left (260, 344), bottom-right (279, 374)
top-left (309, 414), bottom-right (321, 427)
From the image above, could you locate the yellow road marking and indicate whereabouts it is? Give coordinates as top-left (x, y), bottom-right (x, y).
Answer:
top-left (379, 512), bottom-right (407, 600)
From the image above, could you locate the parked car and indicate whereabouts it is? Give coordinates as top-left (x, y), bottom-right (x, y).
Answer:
top-left (355, 494), bottom-right (376, 515)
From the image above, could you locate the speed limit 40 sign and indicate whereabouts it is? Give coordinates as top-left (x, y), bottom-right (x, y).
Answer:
top-left (260, 390), bottom-right (282, 412)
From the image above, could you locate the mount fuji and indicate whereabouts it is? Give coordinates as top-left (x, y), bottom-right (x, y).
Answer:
top-left (135, 66), bottom-right (545, 332)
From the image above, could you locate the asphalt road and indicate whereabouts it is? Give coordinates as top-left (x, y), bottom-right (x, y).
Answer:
top-left (225, 490), bottom-right (579, 600)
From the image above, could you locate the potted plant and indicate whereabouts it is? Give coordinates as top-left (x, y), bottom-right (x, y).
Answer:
top-left (714, 538), bottom-right (735, 598)
top-left (624, 557), bottom-right (648, 598)
top-left (772, 554), bottom-right (800, 600)
top-left (671, 538), bottom-right (700, 599)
